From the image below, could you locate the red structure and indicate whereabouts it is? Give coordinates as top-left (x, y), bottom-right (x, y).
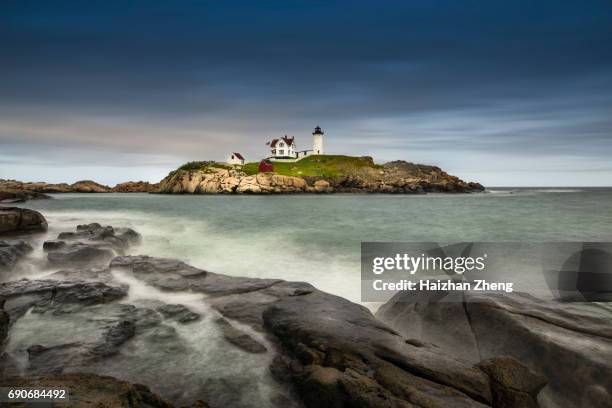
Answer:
top-left (258, 159), bottom-right (274, 173)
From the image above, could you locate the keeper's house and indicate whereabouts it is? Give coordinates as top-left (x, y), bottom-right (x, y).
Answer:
top-left (265, 126), bottom-right (325, 162)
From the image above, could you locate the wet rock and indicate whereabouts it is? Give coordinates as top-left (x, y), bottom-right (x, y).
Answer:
top-left (0, 279), bottom-right (127, 319)
top-left (46, 224), bottom-right (141, 267)
top-left (90, 318), bottom-right (136, 357)
top-left (42, 239), bottom-right (66, 252)
top-left (215, 317), bottom-right (267, 353)
top-left (0, 207), bottom-right (47, 234)
top-left (47, 244), bottom-right (115, 266)
top-left (263, 290), bottom-right (493, 408)
top-left (157, 304), bottom-right (201, 323)
top-left (376, 290), bottom-right (612, 408)
top-left (0, 372), bottom-right (177, 407)
top-left (0, 240), bottom-right (33, 271)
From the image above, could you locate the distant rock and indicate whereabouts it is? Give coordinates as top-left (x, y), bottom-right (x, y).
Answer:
top-left (0, 187), bottom-right (50, 203)
top-left (0, 207), bottom-right (48, 234)
top-left (0, 179), bottom-right (111, 194)
top-left (112, 181), bottom-right (160, 193)
top-left (70, 180), bottom-right (112, 193)
top-left (376, 290), bottom-right (612, 408)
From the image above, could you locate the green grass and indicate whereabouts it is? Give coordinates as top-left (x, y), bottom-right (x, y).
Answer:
top-left (242, 155), bottom-right (380, 177)
top-left (177, 161), bottom-right (231, 171)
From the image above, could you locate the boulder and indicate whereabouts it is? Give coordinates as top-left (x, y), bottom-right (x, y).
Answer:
top-left (376, 290), bottom-right (612, 407)
top-left (46, 224), bottom-right (141, 267)
top-left (47, 244), bottom-right (115, 267)
top-left (313, 179), bottom-right (333, 193)
top-left (0, 207), bottom-right (48, 234)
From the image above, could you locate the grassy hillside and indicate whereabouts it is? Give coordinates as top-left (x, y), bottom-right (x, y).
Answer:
top-left (242, 155), bottom-right (380, 177)
top-left (177, 161), bottom-right (231, 171)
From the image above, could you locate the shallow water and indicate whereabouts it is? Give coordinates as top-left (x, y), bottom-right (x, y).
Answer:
top-left (11, 188), bottom-right (612, 304)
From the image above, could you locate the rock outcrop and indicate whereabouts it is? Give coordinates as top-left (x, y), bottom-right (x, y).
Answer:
top-left (111, 255), bottom-right (544, 408)
top-left (157, 168), bottom-right (309, 194)
top-left (0, 207), bottom-right (48, 234)
top-left (376, 290), bottom-right (612, 408)
top-left (112, 181), bottom-right (160, 193)
top-left (156, 160), bottom-right (484, 195)
top-left (44, 223), bottom-right (140, 268)
top-left (0, 240), bottom-right (33, 272)
top-left (0, 179), bottom-right (112, 193)
top-left (0, 188), bottom-right (50, 203)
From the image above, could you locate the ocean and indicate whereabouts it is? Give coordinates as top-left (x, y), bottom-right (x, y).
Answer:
top-left (14, 188), bottom-right (612, 305)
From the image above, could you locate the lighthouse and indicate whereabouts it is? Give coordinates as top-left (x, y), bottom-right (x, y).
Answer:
top-left (312, 125), bottom-right (324, 155)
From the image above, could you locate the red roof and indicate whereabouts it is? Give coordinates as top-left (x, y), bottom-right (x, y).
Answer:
top-left (268, 135), bottom-right (295, 148)
top-left (232, 152), bottom-right (244, 160)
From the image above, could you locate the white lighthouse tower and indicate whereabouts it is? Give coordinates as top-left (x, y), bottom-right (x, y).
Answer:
top-left (312, 125), bottom-right (324, 155)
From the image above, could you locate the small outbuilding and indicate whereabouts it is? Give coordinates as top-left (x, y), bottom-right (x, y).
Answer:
top-left (227, 152), bottom-right (245, 165)
top-left (258, 159), bottom-right (274, 173)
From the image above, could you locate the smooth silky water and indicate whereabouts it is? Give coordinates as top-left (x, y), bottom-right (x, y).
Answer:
top-left (3, 188), bottom-right (612, 406)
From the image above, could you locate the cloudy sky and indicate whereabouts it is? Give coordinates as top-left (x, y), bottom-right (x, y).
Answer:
top-left (1, 0), bottom-right (611, 186)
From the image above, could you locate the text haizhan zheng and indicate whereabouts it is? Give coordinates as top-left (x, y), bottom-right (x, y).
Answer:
top-left (370, 253), bottom-right (514, 293)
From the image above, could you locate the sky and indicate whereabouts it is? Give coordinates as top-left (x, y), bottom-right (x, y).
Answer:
top-left (1, 0), bottom-right (612, 186)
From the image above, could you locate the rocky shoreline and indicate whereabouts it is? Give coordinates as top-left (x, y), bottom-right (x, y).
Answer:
top-left (1, 159), bottom-right (484, 199)
top-left (1, 208), bottom-right (609, 407)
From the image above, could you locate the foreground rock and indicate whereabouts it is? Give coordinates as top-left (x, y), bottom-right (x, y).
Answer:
top-left (44, 223), bottom-right (140, 267)
top-left (0, 373), bottom-right (185, 407)
top-left (0, 240), bottom-right (33, 272)
top-left (376, 290), bottom-right (612, 408)
top-left (112, 256), bottom-right (544, 408)
top-left (0, 207), bottom-right (48, 234)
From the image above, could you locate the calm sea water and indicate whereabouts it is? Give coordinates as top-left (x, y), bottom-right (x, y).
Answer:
top-left (15, 188), bottom-right (612, 304)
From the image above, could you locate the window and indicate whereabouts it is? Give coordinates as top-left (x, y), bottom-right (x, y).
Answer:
top-left (279, 150), bottom-right (284, 155)
top-left (279, 142), bottom-right (284, 147)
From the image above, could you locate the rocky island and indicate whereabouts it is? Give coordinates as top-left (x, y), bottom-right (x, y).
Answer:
top-left (157, 156), bottom-right (484, 194)
top-left (0, 156), bottom-right (484, 200)
top-left (0, 208), bottom-right (610, 408)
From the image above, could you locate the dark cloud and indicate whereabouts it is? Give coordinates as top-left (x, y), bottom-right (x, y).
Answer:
top-left (1, 0), bottom-right (612, 185)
